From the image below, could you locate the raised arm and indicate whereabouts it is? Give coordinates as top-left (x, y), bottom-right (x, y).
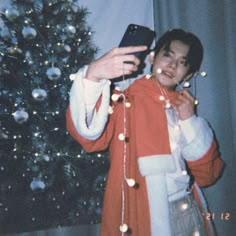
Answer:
top-left (85, 46), bottom-right (147, 82)
top-left (66, 46), bottom-right (147, 148)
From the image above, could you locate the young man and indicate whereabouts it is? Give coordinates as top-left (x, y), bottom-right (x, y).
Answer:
top-left (66, 29), bottom-right (224, 236)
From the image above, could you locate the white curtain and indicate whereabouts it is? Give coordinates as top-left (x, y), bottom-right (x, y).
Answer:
top-left (153, 1), bottom-right (236, 236)
top-left (79, 0), bottom-right (154, 58)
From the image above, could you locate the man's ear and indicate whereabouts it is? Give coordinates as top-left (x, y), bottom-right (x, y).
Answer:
top-left (148, 51), bottom-right (155, 64)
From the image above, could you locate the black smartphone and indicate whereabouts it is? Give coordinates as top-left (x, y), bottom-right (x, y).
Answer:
top-left (119, 24), bottom-right (156, 64)
top-left (113, 24), bottom-right (155, 82)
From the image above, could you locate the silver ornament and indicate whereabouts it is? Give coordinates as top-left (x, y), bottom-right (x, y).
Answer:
top-left (64, 44), bottom-right (71, 52)
top-left (46, 67), bottom-right (61, 80)
top-left (22, 26), bottom-right (37, 40)
top-left (5, 7), bottom-right (20, 21)
top-left (0, 26), bottom-right (11, 41)
top-left (12, 109), bottom-right (29, 124)
top-left (65, 25), bottom-right (76, 37)
top-left (25, 50), bottom-right (33, 65)
top-left (42, 154), bottom-right (50, 162)
top-left (0, 130), bottom-right (8, 139)
top-left (30, 180), bottom-right (46, 190)
top-left (32, 88), bottom-right (47, 101)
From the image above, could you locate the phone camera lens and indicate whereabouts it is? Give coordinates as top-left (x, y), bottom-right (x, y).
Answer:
top-left (129, 25), bottom-right (137, 35)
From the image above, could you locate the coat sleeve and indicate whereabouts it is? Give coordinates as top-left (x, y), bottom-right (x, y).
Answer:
top-left (66, 66), bottom-right (113, 151)
top-left (186, 140), bottom-right (224, 187)
top-left (66, 106), bottom-right (114, 153)
top-left (180, 116), bottom-right (224, 187)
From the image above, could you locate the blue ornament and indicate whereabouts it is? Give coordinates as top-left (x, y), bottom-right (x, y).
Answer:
top-left (12, 109), bottom-right (29, 124)
top-left (30, 180), bottom-right (46, 190)
top-left (32, 88), bottom-right (47, 101)
top-left (46, 67), bottom-right (61, 80)
top-left (5, 7), bottom-right (20, 21)
top-left (22, 26), bottom-right (37, 40)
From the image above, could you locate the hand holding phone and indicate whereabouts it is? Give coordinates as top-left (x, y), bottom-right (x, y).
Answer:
top-left (86, 24), bottom-right (155, 83)
top-left (112, 24), bottom-right (155, 81)
top-left (119, 24), bottom-right (156, 64)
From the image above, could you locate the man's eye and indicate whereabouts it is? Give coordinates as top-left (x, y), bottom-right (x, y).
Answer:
top-left (163, 51), bottom-right (171, 57)
top-left (180, 60), bottom-right (188, 66)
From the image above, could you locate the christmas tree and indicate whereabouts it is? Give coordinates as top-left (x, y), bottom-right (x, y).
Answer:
top-left (0, 0), bottom-right (109, 234)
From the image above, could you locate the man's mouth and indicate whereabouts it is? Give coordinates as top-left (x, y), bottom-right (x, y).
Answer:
top-left (162, 70), bottom-right (174, 79)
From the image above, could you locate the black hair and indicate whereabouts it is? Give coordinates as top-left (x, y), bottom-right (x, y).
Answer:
top-left (153, 29), bottom-right (203, 75)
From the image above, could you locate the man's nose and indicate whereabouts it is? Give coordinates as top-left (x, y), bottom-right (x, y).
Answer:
top-left (168, 59), bottom-right (177, 68)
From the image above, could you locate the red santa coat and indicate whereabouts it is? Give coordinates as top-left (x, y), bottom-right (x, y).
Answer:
top-left (66, 76), bottom-right (224, 236)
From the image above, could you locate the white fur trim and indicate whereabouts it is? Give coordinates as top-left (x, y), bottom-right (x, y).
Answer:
top-left (138, 154), bottom-right (176, 176)
top-left (181, 117), bottom-right (213, 161)
top-left (69, 66), bottom-right (111, 140)
top-left (138, 155), bottom-right (176, 236)
top-left (178, 115), bottom-right (198, 143)
top-left (69, 65), bottom-right (88, 81)
top-left (146, 174), bottom-right (171, 236)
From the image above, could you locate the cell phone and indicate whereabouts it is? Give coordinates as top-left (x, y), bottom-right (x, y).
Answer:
top-left (119, 24), bottom-right (156, 64)
top-left (113, 24), bottom-right (155, 82)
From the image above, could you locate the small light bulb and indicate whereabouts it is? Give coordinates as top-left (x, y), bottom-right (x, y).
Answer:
top-left (125, 102), bottom-right (131, 108)
top-left (165, 101), bottom-right (171, 108)
top-left (183, 81), bottom-right (190, 88)
top-left (181, 203), bottom-right (188, 210)
top-left (159, 95), bottom-right (165, 101)
top-left (200, 71), bottom-right (207, 77)
top-left (111, 94), bottom-right (120, 101)
top-left (119, 224), bottom-right (129, 233)
top-left (108, 106), bottom-right (114, 114)
top-left (126, 178), bottom-right (136, 187)
top-left (118, 133), bottom-right (125, 141)
top-left (193, 231), bottom-right (200, 236)
top-left (157, 68), bottom-right (162, 74)
top-left (115, 86), bottom-right (121, 91)
top-left (175, 125), bottom-right (180, 131)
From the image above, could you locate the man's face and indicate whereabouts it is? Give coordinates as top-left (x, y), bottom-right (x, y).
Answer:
top-left (152, 40), bottom-right (192, 91)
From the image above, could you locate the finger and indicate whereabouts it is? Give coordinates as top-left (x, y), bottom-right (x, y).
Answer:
top-left (176, 95), bottom-right (192, 107)
top-left (115, 62), bottom-right (139, 74)
top-left (177, 96), bottom-right (193, 106)
top-left (112, 46), bottom-right (147, 55)
top-left (122, 54), bottom-right (141, 66)
top-left (178, 91), bottom-right (194, 104)
top-left (111, 54), bottom-right (141, 69)
top-left (177, 92), bottom-right (187, 102)
top-left (179, 90), bottom-right (195, 101)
